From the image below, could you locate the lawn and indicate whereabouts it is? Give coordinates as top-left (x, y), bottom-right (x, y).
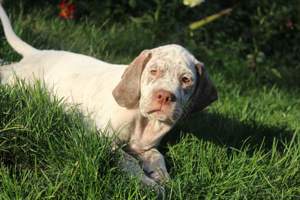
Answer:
top-left (0, 2), bottom-right (300, 199)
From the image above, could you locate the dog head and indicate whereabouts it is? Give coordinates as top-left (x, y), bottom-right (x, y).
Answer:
top-left (113, 44), bottom-right (218, 125)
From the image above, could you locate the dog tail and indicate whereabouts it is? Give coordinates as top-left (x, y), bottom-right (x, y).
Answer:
top-left (0, 4), bottom-right (39, 57)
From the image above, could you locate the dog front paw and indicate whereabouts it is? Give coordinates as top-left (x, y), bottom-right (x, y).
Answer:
top-left (138, 148), bottom-right (170, 184)
top-left (146, 168), bottom-right (170, 184)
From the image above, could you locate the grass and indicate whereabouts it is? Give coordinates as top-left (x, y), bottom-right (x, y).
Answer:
top-left (1, 3), bottom-right (300, 199)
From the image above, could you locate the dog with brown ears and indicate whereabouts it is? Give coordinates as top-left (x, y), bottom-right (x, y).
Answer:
top-left (0, 3), bottom-right (217, 192)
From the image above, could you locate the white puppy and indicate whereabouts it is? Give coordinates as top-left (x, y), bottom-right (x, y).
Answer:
top-left (0, 4), bottom-right (217, 188)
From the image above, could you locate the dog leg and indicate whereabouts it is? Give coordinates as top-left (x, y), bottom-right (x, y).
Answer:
top-left (138, 148), bottom-right (170, 184)
top-left (117, 149), bottom-right (165, 195)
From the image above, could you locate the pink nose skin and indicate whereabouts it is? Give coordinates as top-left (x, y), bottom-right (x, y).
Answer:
top-left (154, 90), bottom-right (176, 105)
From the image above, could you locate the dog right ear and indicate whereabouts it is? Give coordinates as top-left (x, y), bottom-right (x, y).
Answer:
top-left (112, 50), bottom-right (152, 109)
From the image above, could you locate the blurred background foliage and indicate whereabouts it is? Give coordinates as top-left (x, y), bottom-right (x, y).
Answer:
top-left (2, 0), bottom-right (300, 88)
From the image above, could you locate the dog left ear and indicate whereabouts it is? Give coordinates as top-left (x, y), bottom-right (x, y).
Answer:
top-left (186, 63), bottom-right (218, 113)
top-left (112, 50), bottom-right (152, 108)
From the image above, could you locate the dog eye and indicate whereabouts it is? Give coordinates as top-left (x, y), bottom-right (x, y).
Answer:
top-left (181, 76), bottom-right (191, 84)
top-left (150, 69), bottom-right (158, 76)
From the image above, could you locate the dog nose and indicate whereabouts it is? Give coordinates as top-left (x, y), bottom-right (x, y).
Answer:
top-left (155, 90), bottom-right (176, 105)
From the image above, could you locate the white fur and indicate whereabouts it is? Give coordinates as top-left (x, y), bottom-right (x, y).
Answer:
top-left (0, 4), bottom-right (213, 189)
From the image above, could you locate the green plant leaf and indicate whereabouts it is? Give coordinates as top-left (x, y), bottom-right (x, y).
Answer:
top-left (189, 8), bottom-right (232, 30)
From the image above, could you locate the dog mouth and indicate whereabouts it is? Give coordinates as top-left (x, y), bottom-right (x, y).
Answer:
top-left (147, 106), bottom-right (169, 115)
top-left (146, 107), bottom-right (177, 123)
top-left (147, 108), bottom-right (165, 115)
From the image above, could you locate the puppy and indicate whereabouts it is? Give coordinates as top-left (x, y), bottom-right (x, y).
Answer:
top-left (0, 4), bottom-right (217, 189)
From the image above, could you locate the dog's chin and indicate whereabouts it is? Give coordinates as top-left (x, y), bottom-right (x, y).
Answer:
top-left (152, 111), bottom-right (171, 121)
top-left (144, 109), bottom-right (179, 124)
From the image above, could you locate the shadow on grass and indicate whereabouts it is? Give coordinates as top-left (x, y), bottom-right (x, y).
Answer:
top-left (160, 111), bottom-right (297, 154)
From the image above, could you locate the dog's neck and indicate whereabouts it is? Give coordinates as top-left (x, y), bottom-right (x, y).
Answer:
top-left (128, 113), bottom-right (173, 154)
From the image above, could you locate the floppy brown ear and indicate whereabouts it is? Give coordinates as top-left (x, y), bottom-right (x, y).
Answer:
top-left (112, 50), bottom-right (152, 108)
top-left (187, 63), bottom-right (218, 113)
